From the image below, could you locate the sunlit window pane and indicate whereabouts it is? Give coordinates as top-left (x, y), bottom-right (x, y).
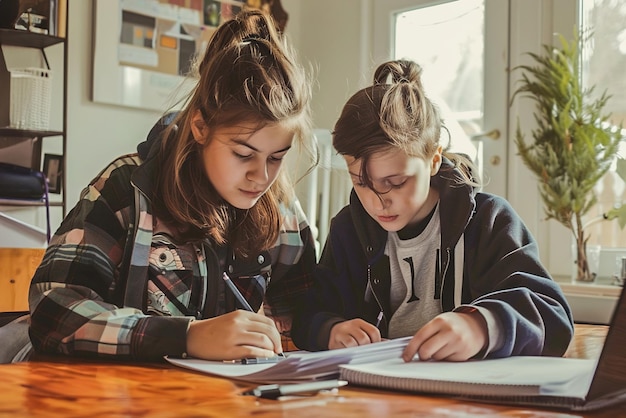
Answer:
top-left (580, 0), bottom-right (626, 249)
top-left (394, 0), bottom-right (484, 139)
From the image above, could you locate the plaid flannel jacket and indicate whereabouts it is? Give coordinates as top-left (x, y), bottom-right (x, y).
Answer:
top-left (28, 154), bottom-right (316, 360)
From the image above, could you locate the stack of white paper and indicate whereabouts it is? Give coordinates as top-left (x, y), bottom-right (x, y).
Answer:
top-left (166, 336), bottom-right (412, 383)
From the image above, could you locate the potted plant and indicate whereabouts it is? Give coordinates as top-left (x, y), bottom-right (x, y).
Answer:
top-left (512, 33), bottom-right (624, 282)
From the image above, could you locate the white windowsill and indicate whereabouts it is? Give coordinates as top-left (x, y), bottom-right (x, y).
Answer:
top-left (553, 275), bottom-right (622, 325)
top-left (554, 275), bottom-right (623, 297)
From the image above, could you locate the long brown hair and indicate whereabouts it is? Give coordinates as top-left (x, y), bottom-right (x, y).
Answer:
top-left (332, 59), bottom-right (478, 189)
top-left (154, 9), bottom-right (314, 257)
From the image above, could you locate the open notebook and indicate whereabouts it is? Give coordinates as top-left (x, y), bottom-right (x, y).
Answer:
top-left (340, 284), bottom-right (626, 411)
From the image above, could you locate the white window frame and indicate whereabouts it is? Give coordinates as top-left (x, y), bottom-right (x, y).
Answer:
top-left (372, 0), bottom-right (589, 278)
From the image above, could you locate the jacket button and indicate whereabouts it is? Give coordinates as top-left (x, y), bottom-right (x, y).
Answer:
top-left (366, 246), bottom-right (373, 253)
top-left (228, 265), bottom-right (234, 273)
top-left (257, 255), bottom-right (264, 264)
top-left (373, 278), bottom-right (380, 284)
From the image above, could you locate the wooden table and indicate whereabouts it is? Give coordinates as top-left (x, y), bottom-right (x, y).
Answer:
top-left (0, 324), bottom-right (620, 417)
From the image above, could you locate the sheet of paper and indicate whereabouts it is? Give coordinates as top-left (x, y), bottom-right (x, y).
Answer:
top-left (165, 336), bottom-right (412, 383)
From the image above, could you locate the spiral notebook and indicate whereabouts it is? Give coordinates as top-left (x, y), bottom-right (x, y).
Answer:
top-left (340, 284), bottom-right (626, 411)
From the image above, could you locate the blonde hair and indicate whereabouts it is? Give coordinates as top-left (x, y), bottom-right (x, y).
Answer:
top-left (154, 9), bottom-right (314, 256)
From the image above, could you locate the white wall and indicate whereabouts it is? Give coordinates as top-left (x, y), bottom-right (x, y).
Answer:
top-left (64, 0), bottom-right (161, 216)
top-left (283, 0), bottom-right (370, 131)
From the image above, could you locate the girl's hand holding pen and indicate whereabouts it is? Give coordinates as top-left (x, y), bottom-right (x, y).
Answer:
top-left (328, 318), bottom-right (381, 349)
top-left (186, 310), bottom-right (284, 361)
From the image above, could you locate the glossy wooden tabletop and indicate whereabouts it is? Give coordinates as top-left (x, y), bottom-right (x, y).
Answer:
top-left (0, 324), bottom-right (621, 418)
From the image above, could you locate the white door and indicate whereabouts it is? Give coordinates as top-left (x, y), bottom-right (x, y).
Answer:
top-left (372, 0), bottom-right (509, 198)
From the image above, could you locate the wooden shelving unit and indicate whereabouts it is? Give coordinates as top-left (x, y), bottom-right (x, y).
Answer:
top-left (0, 3), bottom-right (68, 313)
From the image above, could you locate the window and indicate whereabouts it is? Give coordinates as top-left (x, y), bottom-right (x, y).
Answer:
top-left (394, 0), bottom-right (484, 169)
top-left (381, 1), bottom-right (625, 280)
top-left (580, 0), bottom-right (626, 249)
top-left (374, 0), bottom-right (509, 198)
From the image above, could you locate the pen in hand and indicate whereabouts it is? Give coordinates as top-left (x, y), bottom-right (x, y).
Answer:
top-left (375, 311), bottom-right (384, 328)
top-left (222, 272), bottom-right (285, 357)
top-left (222, 272), bottom-right (254, 311)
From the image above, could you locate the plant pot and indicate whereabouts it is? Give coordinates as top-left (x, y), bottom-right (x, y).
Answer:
top-left (572, 243), bottom-right (601, 282)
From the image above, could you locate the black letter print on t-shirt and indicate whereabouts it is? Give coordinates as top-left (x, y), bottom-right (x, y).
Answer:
top-left (403, 257), bottom-right (419, 302)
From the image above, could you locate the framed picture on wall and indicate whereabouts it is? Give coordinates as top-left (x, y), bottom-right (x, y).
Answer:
top-left (92, 0), bottom-right (205, 111)
top-left (92, 0), bottom-right (289, 111)
top-left (43, 153), bottom-right (63, 194)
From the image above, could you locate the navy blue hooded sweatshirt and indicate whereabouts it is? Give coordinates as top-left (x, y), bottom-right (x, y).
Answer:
top-left (291, 160), bottom-right (574, 358)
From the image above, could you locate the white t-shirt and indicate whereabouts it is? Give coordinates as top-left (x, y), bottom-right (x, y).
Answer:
top-left (385, 207), bottom-right (443, 338)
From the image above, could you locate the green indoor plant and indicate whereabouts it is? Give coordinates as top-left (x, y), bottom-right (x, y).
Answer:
top-left (512, 33), bottom-right (624, 282)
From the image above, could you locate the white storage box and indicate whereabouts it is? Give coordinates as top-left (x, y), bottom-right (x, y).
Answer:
top-left (9, 67), bottom-right (52, 131)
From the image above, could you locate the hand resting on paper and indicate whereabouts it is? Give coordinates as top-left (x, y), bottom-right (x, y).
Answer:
top-left (402, 311), bottom-right (488, 362)
top-left (186, 310), bottom-right (284, 360)
top-left (328, 318), bottom-right (382, 349)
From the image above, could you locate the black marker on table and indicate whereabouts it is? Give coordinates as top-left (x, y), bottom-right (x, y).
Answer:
top-left (242, 379), bottom-right (348, 399)
top-left (243, 357), bottom-right (283, 365)
top-left (222, 272), bottom-right (286, 358)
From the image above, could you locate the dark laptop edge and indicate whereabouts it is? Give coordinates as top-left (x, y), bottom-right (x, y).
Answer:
top-left (584, 283), bottom-right (626, 403)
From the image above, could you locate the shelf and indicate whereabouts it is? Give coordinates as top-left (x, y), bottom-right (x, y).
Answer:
top-left (0, 198), bottom-right (62, 207)
top-left (0, 28), bottom-right (64, 49)
top-left (0, 127), bottom-right (63, 138)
